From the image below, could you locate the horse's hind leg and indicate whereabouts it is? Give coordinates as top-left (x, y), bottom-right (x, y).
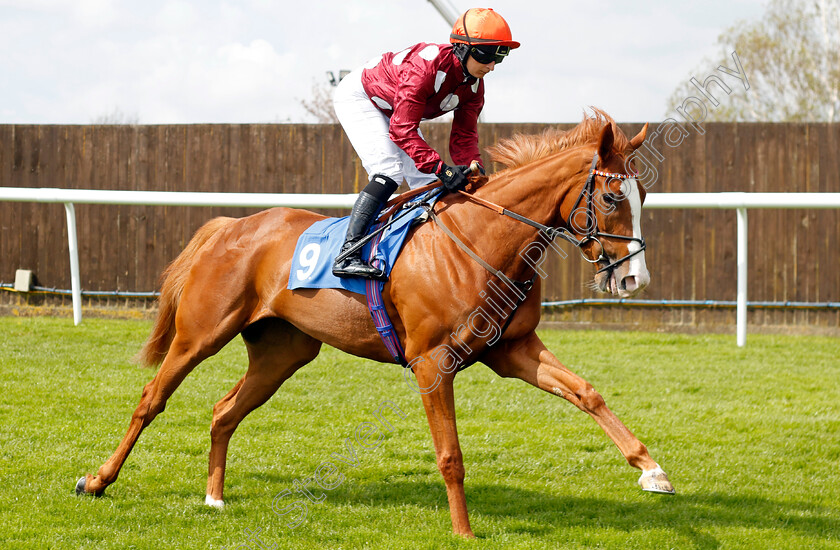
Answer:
top-left (77, 302), bottom-right (248, 497)
top-left (482, 331), bottom-right (675, 494)
top-left (205, 318), bottom-right (321, 507)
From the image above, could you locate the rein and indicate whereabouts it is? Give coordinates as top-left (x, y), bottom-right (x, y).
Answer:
top-left (425, 207), bottom-right (534, 294)
top-left (425, 206), bottom-right (536, 347)
top-left (455, 152), bottom-right (646, 274)
top-left (364, 152), bottom-right (646, 356)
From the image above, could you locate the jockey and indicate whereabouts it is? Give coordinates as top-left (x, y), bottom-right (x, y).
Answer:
top-left (332, 7), bottom-right (520, 280)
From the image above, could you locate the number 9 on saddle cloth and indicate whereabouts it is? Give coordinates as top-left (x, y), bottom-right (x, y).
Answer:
top-left (287, 192), bottom-right (433, 296)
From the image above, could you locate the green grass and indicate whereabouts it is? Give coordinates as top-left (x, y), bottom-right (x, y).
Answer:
top-left (0, 317), bottom-right (838, 549)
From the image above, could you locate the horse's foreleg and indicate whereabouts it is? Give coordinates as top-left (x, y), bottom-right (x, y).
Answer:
top-left (412, 362), bottom-right (474, 538)
top-left (482, 331), bottom-right (674, 494)
top-left (206, 320), bottom-right (320, 507)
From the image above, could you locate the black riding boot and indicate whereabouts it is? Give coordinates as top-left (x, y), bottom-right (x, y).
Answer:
top-left (332, 191), bottom-right (387, 280)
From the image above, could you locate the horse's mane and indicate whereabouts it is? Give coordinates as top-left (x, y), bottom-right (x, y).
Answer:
top-left (380, 109), bottom-right (627, 218)
top-left (488, 108), bottom-right (629, 170)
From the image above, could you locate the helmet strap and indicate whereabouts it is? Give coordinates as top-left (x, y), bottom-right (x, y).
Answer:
top-left (462, 11), bottom-right (473, 47)
top-left (458, 11), bottom-right (476, 78)
top-left (452, 44), bottom-right (471, 77)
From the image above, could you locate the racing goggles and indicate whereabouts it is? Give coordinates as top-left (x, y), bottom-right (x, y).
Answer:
top-left (469, 44), bottom-right (510, 65)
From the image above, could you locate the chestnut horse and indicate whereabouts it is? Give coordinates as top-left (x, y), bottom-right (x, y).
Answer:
top-left (76, 111), bottom-right (674, 537)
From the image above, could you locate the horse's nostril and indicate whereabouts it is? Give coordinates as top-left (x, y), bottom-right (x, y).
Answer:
top-left (621, 276), bottom-right (638, 292)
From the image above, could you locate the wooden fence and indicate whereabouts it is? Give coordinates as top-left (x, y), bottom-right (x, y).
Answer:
top-left (1, 122), bottom-right (838, 333)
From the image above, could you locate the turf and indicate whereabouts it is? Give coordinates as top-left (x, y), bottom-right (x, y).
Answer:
top-left (0, 316), bottom-right (837, 549)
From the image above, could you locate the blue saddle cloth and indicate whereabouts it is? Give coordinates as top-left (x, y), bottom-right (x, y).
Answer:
top-left (287, 198), bottom-right (430, 295)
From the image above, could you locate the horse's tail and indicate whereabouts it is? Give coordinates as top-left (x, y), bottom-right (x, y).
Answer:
top-left (134, 216), bottom-right (235, 368)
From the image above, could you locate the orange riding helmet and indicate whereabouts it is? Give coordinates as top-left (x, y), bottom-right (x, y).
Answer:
top-left (450, 8), bottom-right (520, 49)
top-left (450, 8), bottom-right (519, 66)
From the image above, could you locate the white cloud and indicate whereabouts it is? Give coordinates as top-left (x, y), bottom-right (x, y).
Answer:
top-left (0, 0), bottom-right (769, 124)
top-left (72, 0), bottom-right (118, 27)
top-left (154, 0), bottom-right (198, 32)
top-left (185, 39), bottom-right (298, 119)
top-left (0, 0), bottom-right (119, 26)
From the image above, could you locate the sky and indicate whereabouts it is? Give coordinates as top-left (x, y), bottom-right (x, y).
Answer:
top-left (0, 0), bottom-right (769, 124)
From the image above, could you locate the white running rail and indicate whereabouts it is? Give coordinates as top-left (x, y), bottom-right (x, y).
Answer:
top-left (2, 188), bottom-right (840, 346)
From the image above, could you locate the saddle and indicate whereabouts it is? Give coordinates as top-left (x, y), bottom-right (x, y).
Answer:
top-left (288, 178), bottom-right (501, 367)
top-left (287, 189), bottom-right (443, 365)
top-left (287, 189), bottom-right (438, 296)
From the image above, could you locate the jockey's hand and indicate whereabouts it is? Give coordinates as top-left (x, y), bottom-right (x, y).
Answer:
top-left (436, 163), bottom-right (471, 192)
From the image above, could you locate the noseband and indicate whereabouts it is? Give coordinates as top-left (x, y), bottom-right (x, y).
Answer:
top-left (457, 151), bottom-right (646, 275)
top-left (565, 152), bottom-right (647, 273)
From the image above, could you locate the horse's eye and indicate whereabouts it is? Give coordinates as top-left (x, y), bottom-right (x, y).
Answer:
top-left (602, 193), bottom-right (620, 206)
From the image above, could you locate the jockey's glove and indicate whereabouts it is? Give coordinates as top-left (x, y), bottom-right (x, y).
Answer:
top-left (436, 163), bottom-right (471, 192)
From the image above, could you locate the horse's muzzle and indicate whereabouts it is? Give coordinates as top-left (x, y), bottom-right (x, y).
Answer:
top-left (596, 250), bottom-right (649, 298)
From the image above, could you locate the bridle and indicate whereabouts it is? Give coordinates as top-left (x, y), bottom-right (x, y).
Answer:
top-left (405, 150), bottom-right (647, 348)
top-left (455, 151), bottom-right (646, 275)
top-left (565, 152), bottom-right (647, 273)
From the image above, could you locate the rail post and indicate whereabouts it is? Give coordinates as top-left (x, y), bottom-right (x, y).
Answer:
top-left (63, 202), bottom-right (82, 326)
top-left (736, 207), bottom-right (748, 347)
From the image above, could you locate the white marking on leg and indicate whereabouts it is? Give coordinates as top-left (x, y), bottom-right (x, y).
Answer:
top-left (205, 495), bottom-right (225, 508)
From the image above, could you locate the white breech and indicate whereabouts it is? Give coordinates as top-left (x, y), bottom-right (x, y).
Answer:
top-left (333, 69), bottom-right (438, 190)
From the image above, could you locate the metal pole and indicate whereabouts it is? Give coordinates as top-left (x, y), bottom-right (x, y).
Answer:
top-left (64, 203), bottom-right (82, 325)
top-left (426, 0), bottom-right (459, 26)
top-left (736, 207), bottom-right (748, 347)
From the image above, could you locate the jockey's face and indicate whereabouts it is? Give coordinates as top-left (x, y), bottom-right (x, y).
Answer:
top-left (465, 56), bottom-right (496, 79)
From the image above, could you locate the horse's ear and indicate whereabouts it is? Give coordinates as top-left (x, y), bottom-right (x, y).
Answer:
top-left (598, 123), bottom-right (615, 161)
top-left (629, 123), bottom-right (649, 151)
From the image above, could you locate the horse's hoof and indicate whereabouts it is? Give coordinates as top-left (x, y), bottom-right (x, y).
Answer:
top-left (638, 466), bottom-right (675, 494)
top-left (205, 495), bottom-right (225, 508)
top-left (75, 476), bottom-right (88, 496)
